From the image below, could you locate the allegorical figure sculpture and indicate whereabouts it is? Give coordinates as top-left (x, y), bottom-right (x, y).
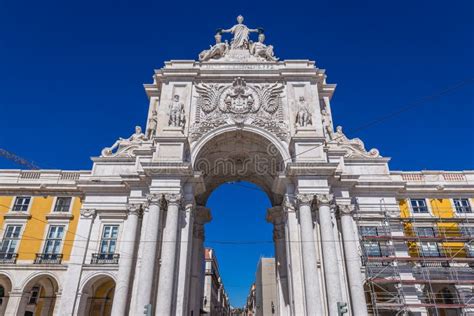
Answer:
top-left (169, 95), bottom-right (185, 128)
top-left (332, 126), bottom-right (380, 158)
top-left (321, 109), bottom-right (335, 139)
top-left (221, 15), bottom-right (259, 49)
top-left (101, 126), bottom-right (147, 157)
top-left (250, 33), bottom-right (278, 61)
top-left (199, 32), bottom-right (229, 62)
top-left (146, 110), bottom-right (157, 139)
top-left (295, 96), bottom-right (312, 127)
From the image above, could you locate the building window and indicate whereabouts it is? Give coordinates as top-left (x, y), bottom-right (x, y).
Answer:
top-left (28, 286), bottom-right (40, 305)
top-left (454, 198), bottom-right (472, 213)
top-left (461, 226), bottom-right (474, 237)
top-left (415, 227), bottom-right (440, 257)
top-left (410, 199), bottom-right (428, 214)
top-left (360, 226), bottom-right (378, 237)
top-left (360, 226), bottom-right (382, 256)
top-left (53, 197), bottom-right (72, 212)
top-left (12, 196), bottom-right (31, 212)
top-left (43, 225), bottom-right (64, 255)
top-left (0, 225), bottom-right (21, 255)
top-left (100, 225), bottom-right (119, 255)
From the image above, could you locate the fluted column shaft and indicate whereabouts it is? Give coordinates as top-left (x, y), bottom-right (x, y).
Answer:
top-left (134, 195), bottom-right (163, 315)
top-left (175, 199), bottom-right (195, 315)
top-left (156, 194), bottom-right (182, 315)
top-left (111, 204), bottom-right (142, 315)
top-left (339, 204), bottom-right (368, 316)
top-left (297, 194), bottom-right (323, 315)
top-left (317, 195), bottom-right (343, 316)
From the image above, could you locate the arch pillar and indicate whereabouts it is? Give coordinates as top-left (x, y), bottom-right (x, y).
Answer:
top-left (188, 205), bottom-right (211, 316)
top-left (266, 205), bottom-right (290, 315)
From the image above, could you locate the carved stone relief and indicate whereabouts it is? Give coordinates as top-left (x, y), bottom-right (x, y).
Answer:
top-left (190, 77), bottom-right (288, 142)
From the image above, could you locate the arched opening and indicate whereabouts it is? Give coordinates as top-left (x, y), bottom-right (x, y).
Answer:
top-left (424, 284), bottom-right (461, 316)
top-left (78, 275), bottom-right (115, 316)
top-left (191, 129), bottom-right (286, 312)
top-left (18, 274), bottom-right (59, 316)
top-left (0, 274), bottom-right (12, 315)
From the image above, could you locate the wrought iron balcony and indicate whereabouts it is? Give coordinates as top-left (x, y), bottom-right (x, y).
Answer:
top-left (0, 252), bottom-right (18, 264)
top-left (91, 253), bottom-right (120, 264)
top-left (34, 253), bottom-right (63, 264)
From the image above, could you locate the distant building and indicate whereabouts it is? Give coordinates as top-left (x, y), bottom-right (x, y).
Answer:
top-left (244, 283), bottom-right (256, 316)
top-left (202, 248), bottom-right (231, 315)
top-left (255, 258), bottom-right (278, 316)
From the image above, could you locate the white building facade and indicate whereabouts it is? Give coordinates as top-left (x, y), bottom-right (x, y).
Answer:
top-left (0, 16), bottom-right (473, 316)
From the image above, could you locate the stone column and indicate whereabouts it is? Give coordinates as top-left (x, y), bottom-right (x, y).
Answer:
top-left (111, 203), bottom-right (142, 315)
top-left (317, 194), bottom-right (343, 316)
top-left (57, 208), bottom-right (96, 316)
top-left (283, 194), bottom-right (305, 315)
top-left (188, 206), bottom-right (211, 316)
top-left (133, 194), bottom-right (163, 315)
top-left (266, 206), bottom-right (288, 316)
top-left (155, 193), bottom-right (182, 315)
top-left (297, 194), bottom-right (323, 315)
top-left (175, 197), bottom-right (195, 315)
top-left (338, 204), bottom-right (369, 316)
top-left (4, 290), bottom-right (23, 316)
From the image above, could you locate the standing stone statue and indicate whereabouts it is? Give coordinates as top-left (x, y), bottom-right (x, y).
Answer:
top-left (169, 95), bottom-right (185, 128)
top-left (221, 15), bottom-right (259, 49)
top-left (146, 110), bottom-right (157, 139)
top-left (295, 96), bottom-right (312, 127)
top-left (321, 109), bottom-right (334, 139)
top-left (250, 33), bottom-right (278, 61)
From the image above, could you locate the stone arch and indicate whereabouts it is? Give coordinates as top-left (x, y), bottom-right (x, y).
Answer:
top-left (17, 273), bottom-right (60, 316)
top-left (0, 273), bottom-right (13, 315)
top-left (78, 274), bottom-right (116, 316)
top-left (191, 124), bottom-right (291, 164)
top-left (192, 126), bottom-right (288, 206)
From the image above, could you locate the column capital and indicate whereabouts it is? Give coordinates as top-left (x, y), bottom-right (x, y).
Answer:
top-left (337, 204), bottom-right (355, 217)
top-left (146, 193), bottom-right (165, 207)
top-left (266, 206), bottom-right (284, 225)
top-left (316, 194), bottom-right (333, 206)
top-left (80, 208), bottom-right (96, 219)
top-left (296, 194), bottom-right (315, 207)
top-left (127, 203), bottom-right (144, 217)
top-left (164, 193), bottom-right (183, 207)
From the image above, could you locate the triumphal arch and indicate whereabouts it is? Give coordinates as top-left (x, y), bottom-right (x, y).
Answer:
top-left (84, 15), bottom-right (377, 315)
top-left (69, 15), bottom-right (379, 316)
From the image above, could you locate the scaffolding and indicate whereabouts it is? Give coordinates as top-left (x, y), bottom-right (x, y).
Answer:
top-left (354, 200), bottom-right (474, 316)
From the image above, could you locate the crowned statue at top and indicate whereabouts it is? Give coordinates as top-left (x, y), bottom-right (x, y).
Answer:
top-left (221, 15), bottom-right (259, 49)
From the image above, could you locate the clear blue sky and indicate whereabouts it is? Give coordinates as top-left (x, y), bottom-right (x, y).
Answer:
top-left (0, 0), bottom-right (473, 307)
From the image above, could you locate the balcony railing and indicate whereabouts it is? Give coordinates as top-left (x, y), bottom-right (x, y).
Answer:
top-left (0, 253), bottom-right (18, 264)
top-left (91, 253), bottom-right (120, 264)
top-left (34, 253), bottom-right (63, 264)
